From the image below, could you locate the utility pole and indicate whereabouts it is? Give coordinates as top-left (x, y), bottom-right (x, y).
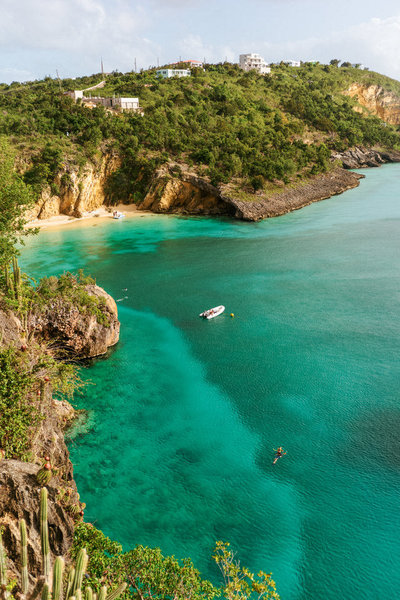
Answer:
top-left (56, 69), bottom-right (62, 91)
top-left (134, 57), bottom-right (137, 73)
top-left (101, 57), bottom-right (104, 76)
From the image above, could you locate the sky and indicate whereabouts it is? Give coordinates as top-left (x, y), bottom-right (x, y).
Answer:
top-left (1, 0), bottom-right (400, 83)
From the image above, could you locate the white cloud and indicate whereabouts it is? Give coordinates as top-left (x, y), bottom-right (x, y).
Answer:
top-left (256, 14), bottom-right (400, 80)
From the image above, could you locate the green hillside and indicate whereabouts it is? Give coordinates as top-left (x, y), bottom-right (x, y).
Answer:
top-left (1, 62), bottom-right (400, 202)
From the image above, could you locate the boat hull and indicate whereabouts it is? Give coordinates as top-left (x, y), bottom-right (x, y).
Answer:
top-left (199, 305), bottom-right (225, 319)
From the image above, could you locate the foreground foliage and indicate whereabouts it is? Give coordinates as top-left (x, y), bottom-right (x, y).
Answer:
top-left (0, 138), bottom-right (36, 266)
top-left (0, 488), bottom-right (127, 600)
top-left (72, 524), bottom-right (280, 600)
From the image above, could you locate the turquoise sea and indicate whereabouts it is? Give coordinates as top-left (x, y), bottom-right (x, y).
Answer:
top-left (20, 165), bottom-right (400, 600)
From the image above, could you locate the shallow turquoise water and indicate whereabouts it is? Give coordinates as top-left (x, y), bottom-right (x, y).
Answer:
top-left (21, 165), bottom-right (400, 599)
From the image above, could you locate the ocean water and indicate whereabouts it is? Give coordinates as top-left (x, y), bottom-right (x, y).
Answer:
top-left (20, 165), bottom-right (400, 600)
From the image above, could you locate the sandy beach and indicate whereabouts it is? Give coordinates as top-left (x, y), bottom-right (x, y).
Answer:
top-left (26, 204), bottom-right (152, 231)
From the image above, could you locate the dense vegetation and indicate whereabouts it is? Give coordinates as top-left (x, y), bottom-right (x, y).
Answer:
top-left (72, 523), bottom-right (280, 600)
top-left (1, 61), bottom-right (400, 203)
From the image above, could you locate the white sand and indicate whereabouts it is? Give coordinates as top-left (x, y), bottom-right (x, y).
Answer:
top-left (26, 204), bottom-right (152, 231)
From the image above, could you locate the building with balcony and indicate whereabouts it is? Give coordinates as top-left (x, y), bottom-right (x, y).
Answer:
top-left (239, 53), bottom-right (271, 75)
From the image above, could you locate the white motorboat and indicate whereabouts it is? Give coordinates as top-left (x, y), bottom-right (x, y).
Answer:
top-left (113, 211), bottom-right (125, 219)
top-left (199, 305), bottom-right (225, 319)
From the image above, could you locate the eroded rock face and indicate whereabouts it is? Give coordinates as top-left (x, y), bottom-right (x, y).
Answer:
top-left (140, 165), bottom-right (235, 216)
top-left (344, 83), bottom-right (400, 125)
top-left (28, 152), bottom-right (121, 221)
top-left (0, 461), bottom-right (76, 580)
top-left (30, 285), bottom-right (120, 358)
top-left (138, 164), bottom-right (365, 222)
top-left (332, 146), bottom-right (400, 169)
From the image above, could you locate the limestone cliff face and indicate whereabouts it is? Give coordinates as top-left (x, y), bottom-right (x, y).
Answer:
top-left (344, 83), bottom-right (400, 125)
top-left (27, 152), bottom-right (121, 221)
top-left (138, 164), bottom-right (364, 222)
top-left (139, 165), bottom-right (235, 216)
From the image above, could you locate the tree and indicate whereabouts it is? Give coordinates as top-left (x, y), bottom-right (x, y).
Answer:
top-left (0, 138), bottom-right (37, 266)
top-left (214, 542), bottom-right (280, 600)
top-left (329, 59), bottom-right (340, 67)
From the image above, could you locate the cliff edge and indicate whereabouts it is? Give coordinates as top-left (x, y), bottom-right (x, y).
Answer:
top-left (0, 282), bottom-right (120, 580)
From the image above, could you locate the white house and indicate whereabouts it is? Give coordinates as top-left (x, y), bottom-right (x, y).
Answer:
top-left (287, 60), bottom-right (301, 67)
top-left (239, 54), bottom-right (271, 75)
top-left (113, 97), bottom-right (140, 110)
top-left (67, 91), bottom-right (141, 112)
top-left (156, 69), bottom-right (191, 79)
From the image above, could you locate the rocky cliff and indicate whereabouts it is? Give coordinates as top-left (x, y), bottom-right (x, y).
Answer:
top-left (26, 152), bottom-right (121, 221)
top-left (0, 284), bottom-right (120, 581)
top-left (332, 146), bottom-right (400, 169)
top-left (30, 284), bottom-right (120, 358)
top-left (344, 83), bottom-right (400, 125)
top-left (138, 164), bottom-right (364, 222)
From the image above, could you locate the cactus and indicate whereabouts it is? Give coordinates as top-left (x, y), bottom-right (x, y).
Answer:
top-left (98, 588), bottom-right (106, 600)
top-left (4, 264), bottom-right (14, 299)
top-left (0, 489), bottom-right (126, 600)
top-left (40, 488), bottom-right (50, 582)
top-left (84, 587), bottom-right (93, 600)
top-left (52, 557), bottom-right (64, 600)
top-left (106, 583), bottom-right (127, 600)
top-left (0, 529), bottom-right (9, 600)
top-left (41, 583), bottom-right (50, 600)
top-left (65, 568), bottom-right (75, 600)
top-left (12, 257), bottom-right (21, 304)
top-left (20, 519), bottom-right (29, 594)
top-left (37, 463), bottom-right (53, 486)
top-left (69, 549), bottom-right (88, 598)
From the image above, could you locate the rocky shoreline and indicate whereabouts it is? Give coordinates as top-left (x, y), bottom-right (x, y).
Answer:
top-left (0, 284), bottom-right (120, 579)
top-left (137, 146), bottom-right (400, 222)
top-left (27, 146), bottom-right (400, 227)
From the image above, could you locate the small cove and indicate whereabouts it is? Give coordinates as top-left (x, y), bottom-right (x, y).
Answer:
top-left (20, 165), bottom-right (400, 600)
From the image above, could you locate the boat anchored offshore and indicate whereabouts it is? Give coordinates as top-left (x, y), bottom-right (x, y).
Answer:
top-left (199, 305), bottom-right (225, 319)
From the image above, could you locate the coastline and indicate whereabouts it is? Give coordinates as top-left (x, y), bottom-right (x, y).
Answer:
top-left (26, 203), bottom-right (152, 231)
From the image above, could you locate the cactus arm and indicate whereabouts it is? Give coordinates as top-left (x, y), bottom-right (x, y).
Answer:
top-left (105, 583), bottom-right (127, 600)
top-left (52, 557), bottom-right (64, 600)
top-left (39, 489), bottom-right (50, 582)
top-left (65, 568), bottom-right (75, 600)
top-left (70, 549), bottom-right (87, 598)
top-left (98, 587), bottom-right (107, 600)
top-left (20, 519), bottom-right (29, 595)
top-left (41, 583), bottom-right (49, 600)
top-left (0, 530), bottom-right (7, 589)
top-left (84, 587), bottom-right (92, 600)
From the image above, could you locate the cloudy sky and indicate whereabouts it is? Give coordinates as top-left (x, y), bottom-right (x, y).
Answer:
top-left (1, 0), bottom-right (400, 83)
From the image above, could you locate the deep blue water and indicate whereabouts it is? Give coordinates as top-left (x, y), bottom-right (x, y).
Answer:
top-left (20, 165), bottom-right (400, 599)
